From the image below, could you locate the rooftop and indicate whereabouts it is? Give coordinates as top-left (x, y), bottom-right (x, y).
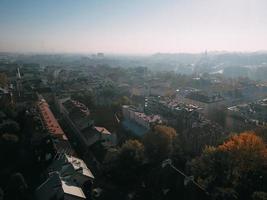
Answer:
top-left (95, 126), bottom-right (111, 135)
top-left (62, 180), bottom-right (86, 199)
top-left (35, 172), bottom-right (86, 200)
top-left (63, 99), bottom-right (90, 117)
top-left (134, 112), bottom-right (162, 123)
top-left (37, 98), bottom-right (66, 140)
top-left (49, 153), bottom-right (95, 180)
top-left (66, 154), bottom-right (95, 179)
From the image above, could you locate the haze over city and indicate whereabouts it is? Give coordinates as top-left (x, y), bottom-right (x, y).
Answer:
top-left (1, 1), bottom-right (267, 200)
top-left (1, 0), bottom-right (267, 54)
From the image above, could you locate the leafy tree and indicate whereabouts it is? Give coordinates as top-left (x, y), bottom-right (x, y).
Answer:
top-left (118, 139), bottom-right (145, 167)
top-left (252, 192), bottom-right (267, 200)
top-left (104, 139), bottom-right (145, 186)
top-left (0, 73), bottom-right (8, 88)
top-left (97, 81), bottom-right (117, 98)
top-left (143, 125), bottom-right (177, 163)
top-left (171, 136), bottom-right (186, 168)
top-left (211, 187), bottom-right (238, 200)
top-left (1, 107), bottom-right (17, 119)
top-left (5, 173), bottom-right (28, 200)
top-left (0, 120), bottom-right (20, 134)
top-left (0, 133), bottom-right (19, 145)
top-left (0, 133), bottom-right (19, 162)
top-left (71, 90), bottom-right (96, 108)
top-left (255, 126), bottom-right (267, 143)
top-left (206, 105), bottom-right (227, 127)
top-left (111, 96), bottom-right (132, 111)
top-left (190, 132), bottom-right (267, 200)
top-left (0, 188), bottom-right (3, 200)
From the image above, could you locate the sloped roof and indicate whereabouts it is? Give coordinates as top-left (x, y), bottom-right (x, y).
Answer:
top-left (35, 172), bottom-right (86, 200)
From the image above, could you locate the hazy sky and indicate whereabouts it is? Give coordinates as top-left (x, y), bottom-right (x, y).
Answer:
top-left (0, 0), bottom-right (267, 54)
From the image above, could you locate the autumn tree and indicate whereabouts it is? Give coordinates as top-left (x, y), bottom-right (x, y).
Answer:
top-left (143, 125), bottom-right (177, 163)
top-left (190, 132), bottom-right (267, 200)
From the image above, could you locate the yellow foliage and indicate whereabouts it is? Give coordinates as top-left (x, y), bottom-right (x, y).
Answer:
top-left (218, 132), bottom-right (266, 154)
top-left (217, 131), bottom-right (267, 170)
top-left (121, 139), bottom-right (144, 151)
top-left (153, 125), bottom-right (177, 140)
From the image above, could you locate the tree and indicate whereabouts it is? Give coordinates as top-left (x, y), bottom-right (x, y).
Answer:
top-left (5, 173), bottom-right (28, 200)
top-left (71, 90), bottom-right (96, 108)
top-left (0, 133), bottom-right (19, 162)
top-left (98, 81), bottom-right (117, 98)
top-left (111, 96), bottom-right (132, 111)
top-left (0, 120), bottom-right (20, 134)
top-left (171, 136), bottom-right (186, 168)
top-left (255, 126), bottom-right (267, 143)
top-left (190, 132), bottom-right (267, 200)
top-left (0, 187), bottom-right (3, 200)
top-left (0, 133), bottom-right (19, 148)
top-left (252, 192), bottom-right (267, 200)
top-left (206, 105), bottom-right (227, 127)
top-left (104, 139), bottom-right (145, 186)
top-left (143, 125), bottom-right (177, 163)
top-left (0, 73), bottom-right (8, 88)
top-left (211, 187), bottom-right (238, 200)
top-left (118, 139), bottom-right (145, 168)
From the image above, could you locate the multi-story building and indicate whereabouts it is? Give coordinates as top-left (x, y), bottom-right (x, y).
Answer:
top-left (47, 153), bottom-right (94, 187)
top-left (228, 98), bottom-right (267, 126)
top-left (122, 105), bottom-right (162, 136)
top-left (37, 97), bottom-right (66, 140)
top-left (36, 171), bottom-right (87, 200)
top-left (144, 96), bottom-right (200, 130)
top-left (56, 98), bottom-right (116, 151)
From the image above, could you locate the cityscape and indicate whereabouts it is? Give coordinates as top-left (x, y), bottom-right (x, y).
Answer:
top-left (0, 0), bottom-right (267, 200)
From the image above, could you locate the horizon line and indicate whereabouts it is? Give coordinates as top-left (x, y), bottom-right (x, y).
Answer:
top-left (1, 49), bottom-right (267, 56)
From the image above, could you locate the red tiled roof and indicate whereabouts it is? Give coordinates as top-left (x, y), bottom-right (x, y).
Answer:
top-left (38, 99), bottom-right (66, 140)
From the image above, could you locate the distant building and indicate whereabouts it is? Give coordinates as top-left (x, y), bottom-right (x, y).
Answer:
top-left (144, 96), bottom-right (200, 130)
top-left (16, 67), bottom-right (22, 97)
top-left (131, 85), bottom-right (149, 97)
top-left (96, 52), bottom-right (104, 59)
top-left (181, 118), bottom-right (225, 155)
top-left (149, 82), bottom-right (175, 97)
top-left (175, 87), bottom-right (200, 97)
top-left (122, 105), bottom-right (162, 136)
top-left (228, 98), bottom-right (267, 126)
top-left (186, 91), bottom-right (224, 104)
top-left (0, 87), bottom-right (13, 107)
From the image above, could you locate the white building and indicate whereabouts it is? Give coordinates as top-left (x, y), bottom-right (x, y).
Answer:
top-left (35, 172), bottom-right (86, 200)
top-left (122, 105), bottom-right (162, 130)
top-left (36, 154), bottom-right (95, 200)
top-left (47, 154), bottom-right (94, 186)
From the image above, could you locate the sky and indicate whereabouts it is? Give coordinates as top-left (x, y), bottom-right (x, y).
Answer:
top-left (0, 0), bottom-right (267, 54)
